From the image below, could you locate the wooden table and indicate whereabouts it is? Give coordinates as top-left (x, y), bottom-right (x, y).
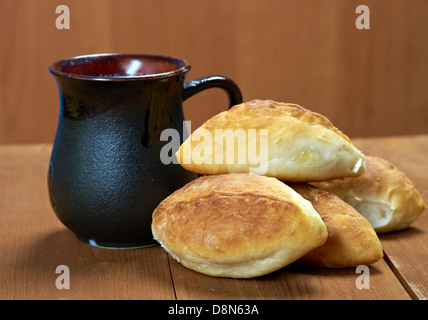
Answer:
top-left (1, 135), bottom-right (427, 300)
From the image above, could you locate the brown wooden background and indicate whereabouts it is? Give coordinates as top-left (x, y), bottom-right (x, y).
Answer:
top-left (1, 0), bottom-right (427, 144)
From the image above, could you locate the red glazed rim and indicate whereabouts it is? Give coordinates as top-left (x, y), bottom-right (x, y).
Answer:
top-left (49, 53), bottom-right (191, 81)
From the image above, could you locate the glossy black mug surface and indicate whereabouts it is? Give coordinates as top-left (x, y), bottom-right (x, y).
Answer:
top-left (48, 53), bottom-right (242, 248)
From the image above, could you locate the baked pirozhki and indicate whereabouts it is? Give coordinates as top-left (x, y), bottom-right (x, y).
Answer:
top-left (311, 156), bottom-right (426, 233)
top-left (175, 100), bottom-right (365, 182)
top-left (289, 183), bottom-right (383, 268)
top-left (151, 173), bottom-right (328, 278)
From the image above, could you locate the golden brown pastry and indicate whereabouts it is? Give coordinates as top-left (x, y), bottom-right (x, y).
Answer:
top-left (289, 183), bottom-right (383, 268)
top-left (152, 173), bottom-right (328, 278)
top-left (311, 156), bottom-right (426, 233)
top-left (175, 100), bottom-right (365, 182)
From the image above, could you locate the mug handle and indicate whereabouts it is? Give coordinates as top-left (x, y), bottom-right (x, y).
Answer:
top-left (183, 75), bottom-right (243, 109)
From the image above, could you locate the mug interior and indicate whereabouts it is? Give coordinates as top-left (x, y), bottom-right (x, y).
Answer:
top-left (49, 53), bottom-right (190, 80)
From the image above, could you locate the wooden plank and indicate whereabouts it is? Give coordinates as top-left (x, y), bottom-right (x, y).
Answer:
top-left (353, 135), bottom-right (428, 300)
top-left (0, 145), bottom-right (175, 300)
top-left (169, 255), bottom-right (410, 300)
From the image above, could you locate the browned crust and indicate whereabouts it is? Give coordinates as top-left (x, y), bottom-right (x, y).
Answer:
top-left (311, 156), bottom-right (426, 233)
top-left (176, 99), bottom-right (364, 181)
top-left (290, 183), bottom-right (384, 268)
top-left (313, 155), bottom-right (424, 199)
top-left (152, 173), bottom-right (326, 265)
top-left (225, 100), bottom-right (351, 142)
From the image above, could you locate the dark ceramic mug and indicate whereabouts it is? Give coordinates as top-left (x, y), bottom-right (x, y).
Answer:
top-left (48, 53), bottom-right (242, 248)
